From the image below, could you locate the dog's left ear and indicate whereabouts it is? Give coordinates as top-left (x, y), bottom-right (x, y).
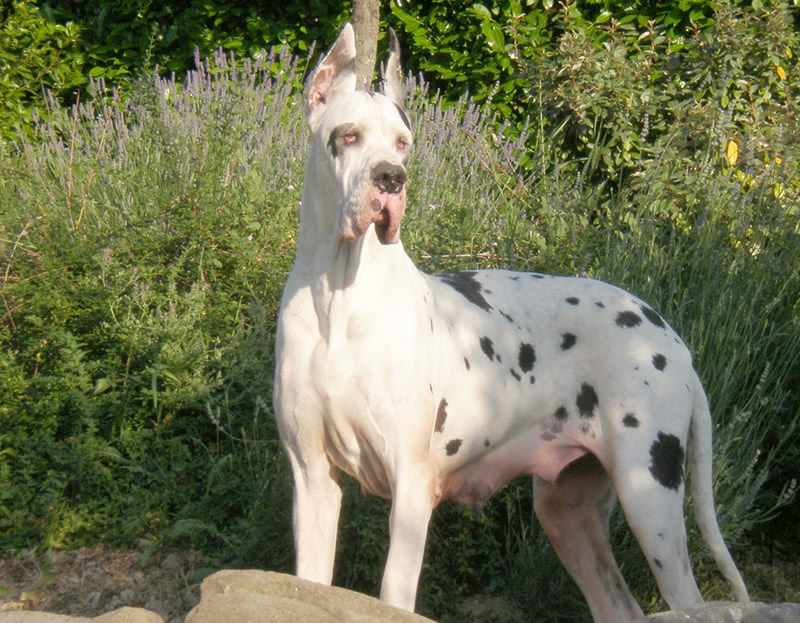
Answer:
top-left (307, 23), bottom-right (357, 129)
top-left (382, 28), bottom-right (405, 109)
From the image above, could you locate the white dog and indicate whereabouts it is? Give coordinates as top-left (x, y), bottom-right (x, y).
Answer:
top-left (273, 23), bottom-right (749, 622)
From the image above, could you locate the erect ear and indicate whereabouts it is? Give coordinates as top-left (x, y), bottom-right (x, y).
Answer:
top-left (382, 28), bottom-right (405, 109)
top-left (306, 23), bottom-right (357, 128)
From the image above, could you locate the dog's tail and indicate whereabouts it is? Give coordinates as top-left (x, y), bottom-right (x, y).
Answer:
top-left (688, 370), bottom-right (750, 602)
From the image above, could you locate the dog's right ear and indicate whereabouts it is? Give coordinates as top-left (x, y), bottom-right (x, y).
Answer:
top-left (306, 23), bottom-right (357, 129)
top-left (382, 28), bottom-right (405, 109)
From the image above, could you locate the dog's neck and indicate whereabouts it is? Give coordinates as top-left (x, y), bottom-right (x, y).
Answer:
top-left (294, 161), bottom-right (418, 344)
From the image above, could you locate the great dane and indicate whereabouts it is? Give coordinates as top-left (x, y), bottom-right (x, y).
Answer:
top-left (273, 23), bottom-right (749, 622)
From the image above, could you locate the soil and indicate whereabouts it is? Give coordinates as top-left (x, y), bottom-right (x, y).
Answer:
top-left (0, 545), bottom-right (206, 623)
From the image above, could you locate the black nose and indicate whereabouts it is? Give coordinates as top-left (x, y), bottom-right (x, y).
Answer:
top-left (372, 161), bottom-right (407, 194)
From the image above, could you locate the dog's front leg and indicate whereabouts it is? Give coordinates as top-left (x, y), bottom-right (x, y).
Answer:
top-left (380, 466), bottom-right (435, 611)
top-left (288, 451), bottom-right (343, 585)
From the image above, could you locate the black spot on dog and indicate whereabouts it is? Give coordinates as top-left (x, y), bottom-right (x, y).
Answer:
top-left (566, 297), bottom-right (580, 306)
top-left (654, 558), bottom-right (663, 570)
top-left (616, 310), bottom-right (642, 328)
top-left (623, 413), bottom-right (640, 428)
top-left (530, 273), bottom-right (546, 279)
top-left (518, 343), bottom-right (536, 372)
top-left (496, 354), bottom-right (502, 364)
top-left (649, 432), bottom-right (685, 490)
top-left (327, 122), bottom-right (360, 157)
top-left (541, 432), bottom-right (557, 441)
top-left (594, 301), bottom-right (605, 308)
top-left (639, 303), bottom-right (666, 328)
top-left (510, 368), bottom-right (521, 382)
top-left (446, 439), bottom-right (463, 456)
top-left (484, 438), bottom-right (490, 447)
top-left (438, 271), bottom-right (492, 312)
top-left (576, 383), bottom-right (598, 417)
top-left (435, 398), bottom-right (448, 433)
top-left (652, 353), bottom-right (667, 371)
top-left (479, 336), bottom-right (495, 361)
top-left (500, 310), bottom-right (514, 323)
top-left (554, 406), bottom-right (569, 421)
top-left (561, 332), bottom-right (577, 350)
top-left (529, 376), bottom-right (536, 384)
top-left (509, 275), bottom-right (521, 282)
top-left (464, 357), bottom-right (471, 370)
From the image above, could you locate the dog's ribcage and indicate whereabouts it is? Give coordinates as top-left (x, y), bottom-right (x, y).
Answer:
top-left (421, 269), bottom-right (695, 511)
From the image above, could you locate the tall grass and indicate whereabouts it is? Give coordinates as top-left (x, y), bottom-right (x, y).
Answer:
top-left (1, 7), bottom-right (799, 620)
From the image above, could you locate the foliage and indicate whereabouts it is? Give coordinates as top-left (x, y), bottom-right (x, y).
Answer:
top-left (46, 0), bottom-right (350, 81)
top-left (0, 47), bottom-right (306, 554)
top-left (0, 0), bottom-right (352, 140)
top-left (389, 0), bottom-right (550, 121)
top-left (529, 0), bottom-right (800, 186)
top-left (5, 0), bottom-right (796, 146)
top-left (0, 0), bottom-right (85, 142)
top-left (386, 0), bottom-right (736, 124)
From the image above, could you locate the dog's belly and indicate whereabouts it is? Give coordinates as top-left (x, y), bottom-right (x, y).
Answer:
top-left (438, 418), bottom-right (598, 511)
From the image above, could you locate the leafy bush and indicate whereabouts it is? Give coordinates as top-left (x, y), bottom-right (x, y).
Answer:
top-left (0, 0), bottom-right (85, 141)
top-left (387, 0), bottom-right (727, 125)
top-left (0, 47), bottom-right (309, 552)
top-left (528, 1), bottom-right (799, 187)
top-left (48, 0), bottom-right (350, 80)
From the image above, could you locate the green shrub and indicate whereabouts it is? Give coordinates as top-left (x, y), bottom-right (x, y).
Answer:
top-left (528, 1), bottom-right (799, 188)
top-left (0, 0), bottom-right (85, 141)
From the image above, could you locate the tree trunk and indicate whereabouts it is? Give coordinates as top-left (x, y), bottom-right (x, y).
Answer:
top-left (353, 0), bottom-right (380, 89)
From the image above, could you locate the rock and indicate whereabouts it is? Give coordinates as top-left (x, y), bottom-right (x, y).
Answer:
top-left (2, 573), bottom-right (799, 623)
top-left (93, 609), bottom-right (164, 623)
top-left (185, 570), bottom-right (435, 623)
top-left (647, 601), bottom-right (800, 622)
top-left (0, 614), bottom-right (86, 623)
top-left (0, 608), bottom-right (162, 623)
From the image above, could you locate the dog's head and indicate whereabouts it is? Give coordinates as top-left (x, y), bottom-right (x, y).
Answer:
top-left (304, 23), bottom-right (412, 245)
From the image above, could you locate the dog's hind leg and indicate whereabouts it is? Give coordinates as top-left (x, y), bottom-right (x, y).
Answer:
top-left (613, 440), bottom-right (704, 610)
top-left (534, 454), bottom-right (645, 623)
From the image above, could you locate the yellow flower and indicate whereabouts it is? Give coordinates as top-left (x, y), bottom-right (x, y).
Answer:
top-left (726, 139), bottom-right (739, 166)
top-left (776, 65), bottom-right (787, 80)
